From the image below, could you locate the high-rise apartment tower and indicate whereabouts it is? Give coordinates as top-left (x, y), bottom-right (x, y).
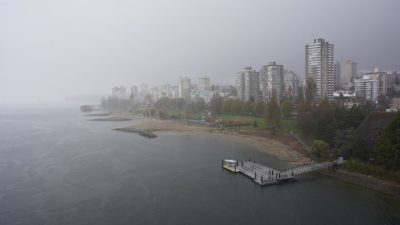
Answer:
top-left (305, 38), bottom-right (335, 103)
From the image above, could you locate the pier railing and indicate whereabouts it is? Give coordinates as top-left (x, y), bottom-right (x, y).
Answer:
top-left (222, 158), bottom-right (343, 186)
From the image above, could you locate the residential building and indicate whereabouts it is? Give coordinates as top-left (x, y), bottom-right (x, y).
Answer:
top-left (160, 84), bottom-right (173, 98)
top-left (236, 67), bottom-right (260, 102)
top-left (140, 84), bottom-right (149, 104)
top-left (191, 90), bottom-right (214, 103)
top-left (150, 87), bottom-right (160, 101)
top-left (259, 65), bottom-right (267, 100)
top-left (178, 77), bottom-right (191, 103)
top-left (334, 61), bottom-right (341, 90)
top-left (355, 75), bottom-right (379, 102)
top-left (265, 62), bottom-right (284, 102)
top-left (112, 86), bottom-right (127, 99)
top-left (305, 38), bottom-right (335, 103)
top-left (365, 68), bottom-right (387, 96)
top-left (283, 70), bottom-right (299, 99)
top-left (130, 85), bottom-right (139, 103)
top-left (198, 76), bottom-right (211, 91)
top-left (386, 71), bottom-right (400, 97)
top-left (343, 60), bottom-right (357, 90)
top-left (171, 86), bottom-right (179, 99)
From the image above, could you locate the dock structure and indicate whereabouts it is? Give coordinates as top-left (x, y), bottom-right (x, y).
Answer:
top-left (222, 158), bottom-right (344, 186)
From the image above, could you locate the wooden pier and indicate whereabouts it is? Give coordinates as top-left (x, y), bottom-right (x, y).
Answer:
top-left (222, 158), bottom-right (344, 186)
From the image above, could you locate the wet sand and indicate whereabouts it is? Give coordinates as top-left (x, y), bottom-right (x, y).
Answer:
top-left (114, 113), bottom-right (313, 166)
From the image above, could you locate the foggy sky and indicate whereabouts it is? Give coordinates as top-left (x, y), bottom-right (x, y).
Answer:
top-left (1, 0), bottom-right (400, 103)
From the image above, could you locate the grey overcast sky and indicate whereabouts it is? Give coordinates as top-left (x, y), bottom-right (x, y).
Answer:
top-left (1, 0), bottom-right (400, 103)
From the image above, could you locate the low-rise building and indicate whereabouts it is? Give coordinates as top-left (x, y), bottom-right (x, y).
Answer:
top-left (355, 75), bottom-right (379, 102)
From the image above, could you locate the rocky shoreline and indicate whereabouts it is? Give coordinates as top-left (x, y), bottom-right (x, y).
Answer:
top-left (114, 127), bottom-right (157, 138)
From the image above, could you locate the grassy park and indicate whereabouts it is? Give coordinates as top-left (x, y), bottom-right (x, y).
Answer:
top-left (215, 114), bottom-right (298, 134)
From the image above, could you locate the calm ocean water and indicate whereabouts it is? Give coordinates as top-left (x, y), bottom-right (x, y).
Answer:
top-left (0, 105), bottom-right (399, 225)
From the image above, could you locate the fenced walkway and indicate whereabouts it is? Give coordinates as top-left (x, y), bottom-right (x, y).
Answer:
top-left (222, 158), bottom-right (344, 186)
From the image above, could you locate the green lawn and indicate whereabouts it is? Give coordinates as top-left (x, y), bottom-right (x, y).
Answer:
top-left (215, 114), bottom-right (299, 133)
top-left (130, 109), bottom-right (299, 134)
top-left (279, 119), bottom-right (299, 134)
top-left (215, 114), bottom-right (266, 131)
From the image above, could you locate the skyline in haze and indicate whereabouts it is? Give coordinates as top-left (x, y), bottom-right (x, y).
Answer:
top-left (1, 0), bottom-right (400, 103)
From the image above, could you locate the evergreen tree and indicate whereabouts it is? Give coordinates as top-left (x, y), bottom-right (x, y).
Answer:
top-left (266, 90), bottom-right (281, 134)
top-left (281, 99), bottom-right (293, 119)
top-left (374, 113), bottom-right (400, 171)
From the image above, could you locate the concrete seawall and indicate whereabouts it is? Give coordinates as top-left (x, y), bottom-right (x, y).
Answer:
top-left (319, 169), bottom-right (400, 198)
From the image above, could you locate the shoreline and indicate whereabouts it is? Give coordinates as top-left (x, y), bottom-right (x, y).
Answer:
top-left (110, 113), bottom-right (400, 198)
top-left (112, 113), bottom-right (313, 166)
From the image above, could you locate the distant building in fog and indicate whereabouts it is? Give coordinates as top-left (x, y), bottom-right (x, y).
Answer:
top-left (112, 86), bottom-right (127, 99)
top-left (150, 87), bottom-right (160, 101)
top-left (343, 60), bottom-right (357, 90)
top-left (198, 76), bottom-right (211, 91)
top-left (305, 38), bottom-right (334, 103)
top-left (130, 85), bottom-right (139, 103)
top-left (140, 84), bottom-right (149, 104)
top-left (160, 84), bottom-right (173, 98)
top-left (171, 85), bottom-right (179, 99)
top-left (236, 67), bottom-right (260, 101)
top-left (179, 77), bottom-right (191, 103)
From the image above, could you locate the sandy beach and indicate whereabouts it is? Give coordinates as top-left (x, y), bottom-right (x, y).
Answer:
top-left (112, 113), bottom-right (313, 166)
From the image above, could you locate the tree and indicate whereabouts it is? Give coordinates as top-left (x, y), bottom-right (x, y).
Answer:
top-left (373, 113), bottom-right (400, 171)
top-left (332, 128), bottom-right (366, 159)
top-left (209, 94), bottom-right (223, 115)
top-left (192, 98), bottom-right (206, 113)
top-left (154, 97), bottom-right (170, 109)
top-left (311, 140), bottom-right (331, 162)
top-left (305, 77), bottom-right (316, 105)
top-left (175, 98), bottom-right (186, 110)
top-left (249, 95), bottom-right (255, 103)
top-left (150, 108), bottom-right (156, 117)
top-left (297, 84), bottom-right (304, 103)
top-left (222, 99), bottom-right (233, 114)
top-left (281, 99), bottom-right (293, 119)
top-left (241, 101), bottom-right (252, 114)
top-left (254, 100), bottom-right (266, 115)
top-left (266, 90), bottom-right (281, 134)
top-left (184, 105), bottom-right (194, 119)
top-left (377, 95), bottom-right (391, 110)
top-left (313, 100), bottom-right (336, 142)
top-left (253, 120), bottom-right (258, 128)
top-left (158, 110), bottom-right (169, 119)
top-left (230, 100), bottom-right (242, 114)
top-left (144, 94), bottom-right (154, 105)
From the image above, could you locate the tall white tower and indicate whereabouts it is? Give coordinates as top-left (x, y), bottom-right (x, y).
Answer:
top-left (305, 38), bottom-right (334, 103)
top-left (236, 67), bottom-right (260, 102)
